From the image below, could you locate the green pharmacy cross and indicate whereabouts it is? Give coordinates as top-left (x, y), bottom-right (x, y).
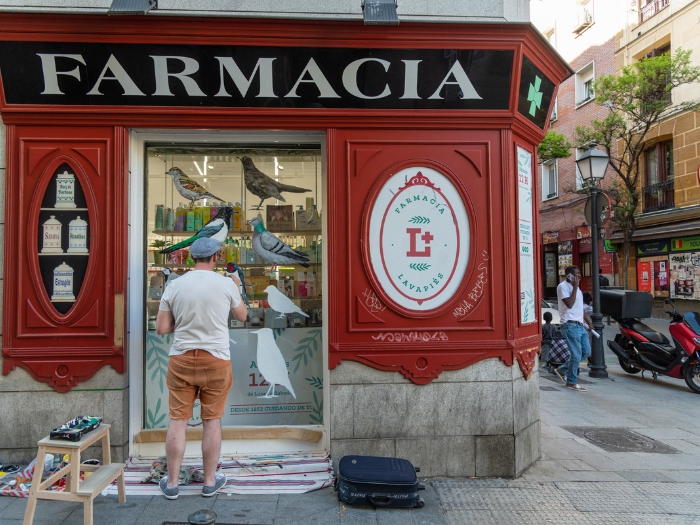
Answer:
top-left (527, 76), bottom-right (543, 117)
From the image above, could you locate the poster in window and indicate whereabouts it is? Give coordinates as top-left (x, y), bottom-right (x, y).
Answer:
top-left (558, 240), bottom-right (573, 276)
top-left (669, 252), bottom-right (700, 300)
top-left (516, 147), bottom-right (536, 323)
top-left (637, 261), bottom-right (651, 292)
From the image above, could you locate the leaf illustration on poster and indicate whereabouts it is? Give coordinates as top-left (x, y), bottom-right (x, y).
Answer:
top-left (147, 397), bottom-right (167, 429)
top-left (292, 329), bottom-right (322, 373)
top-left (252, 328), bottom-right (297, 399)
top-left (310, 391), bottom-right (323, 425)
top-left (517, 147), bottom-right (536, 323)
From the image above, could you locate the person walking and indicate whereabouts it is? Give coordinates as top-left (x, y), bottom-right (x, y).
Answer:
top-left (156, 238), bottom-right (248, 500)
top-left (555, 265), bottom-right (592, 392)
top-left (541, 311), bottom-right (557, 365)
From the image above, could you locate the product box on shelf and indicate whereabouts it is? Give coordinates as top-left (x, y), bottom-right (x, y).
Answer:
top-left (246, 308), bottom-right (264, 329)
top-left (264, 308), bottom-right (288, 329)
top-left (297, 271), bottom-right (317, 297)
top-left (266, 205), bottom-right (294, 231)
top-left (286, 312), bottom-right (308, 328)
top-left (246, 275), bottom-right (271, 294)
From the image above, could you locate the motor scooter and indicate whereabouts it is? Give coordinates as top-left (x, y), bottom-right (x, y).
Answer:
top-left (607, 298), bottom-right (700, 393)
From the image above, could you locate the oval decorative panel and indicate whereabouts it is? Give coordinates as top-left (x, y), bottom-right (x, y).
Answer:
top-left (36, 163), bottom-right (91, 315)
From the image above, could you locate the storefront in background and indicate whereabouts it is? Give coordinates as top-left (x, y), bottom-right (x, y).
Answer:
top-left (0, 14), bottom-right (570, 477)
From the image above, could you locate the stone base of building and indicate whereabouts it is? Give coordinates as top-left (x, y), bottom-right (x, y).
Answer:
top-left (330, 358), bottom-right (541, 478)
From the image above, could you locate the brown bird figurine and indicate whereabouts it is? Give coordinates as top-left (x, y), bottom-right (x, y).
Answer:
top-left (167, 167), bottom-right (225, 208)
top-left (238, 156), bottom-right (311, 210)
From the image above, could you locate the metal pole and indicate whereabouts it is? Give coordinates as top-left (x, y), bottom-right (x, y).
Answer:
top-left (589, 182), bottom-right (608, 378)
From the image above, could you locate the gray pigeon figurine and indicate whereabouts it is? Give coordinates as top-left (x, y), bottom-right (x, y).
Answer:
top-left (239, 156), bottom-right (311, 210)
top-left (167, 167), bottom-right (226, 208)
top-left (247, 217), bottom-right (310, 267)
top-left (264, 285), bottom-right (309, 319)
top-left (251, 328), bottom-right (296, 399)
top-left (160, 267), bottom-right (180, 292)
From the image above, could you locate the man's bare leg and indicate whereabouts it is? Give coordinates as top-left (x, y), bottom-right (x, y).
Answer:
top-left (202, 418), bottom-right (222, 486)
top-left (165, 419), bottom-right (188, 488)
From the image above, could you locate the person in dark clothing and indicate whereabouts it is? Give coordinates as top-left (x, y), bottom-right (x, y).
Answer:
top-left (542, 311), bottom-right (557, 365)
top-left (599, 269), bottom-right (610, 287)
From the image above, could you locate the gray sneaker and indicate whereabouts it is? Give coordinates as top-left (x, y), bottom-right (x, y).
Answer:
top-left (202, 472), bottom-right (227, 497)
top-left (159, 476), bottom-right (179, 500)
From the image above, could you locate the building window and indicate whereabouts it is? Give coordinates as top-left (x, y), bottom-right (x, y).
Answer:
top-left (640, 0), bottom-right (670, 24)
top-left (575, 148), bottom-right (585, 190)
top-left (550, 97), bottom-right (558, 121)
top-left (642, 139), bottom-right (674, 213)
top-left (641, 44), bottom-right (672, 112)
top-left (542, 160), bottom-right (558, 200)
top-left (575, 62), bottom-right (595, 106)
top-left (580, 253), bottom-right (592, 277)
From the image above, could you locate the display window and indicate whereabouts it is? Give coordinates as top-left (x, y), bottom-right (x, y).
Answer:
top-left (637, 256), bottom-right (670, 298)
top-left (139, 134), bottom-right (326, 434)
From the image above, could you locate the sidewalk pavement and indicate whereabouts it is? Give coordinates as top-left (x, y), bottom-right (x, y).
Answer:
top-left (4, 317), bottom-right (700, 524)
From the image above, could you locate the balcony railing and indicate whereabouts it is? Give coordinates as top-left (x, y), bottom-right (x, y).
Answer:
top-left (640, 0), bottom-right (670, 24)
top-left (642, 178), bottom-right (675, 213)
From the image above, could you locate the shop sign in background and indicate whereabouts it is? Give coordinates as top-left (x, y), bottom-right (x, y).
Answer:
top-left (637, 239), bottom-right (669, 255)
top-left (144, 328), bottom-right (323, 429)
top-left (517, 147), bottom-right (535, 323)
top-left (671, 236), bottom-right (700, 252)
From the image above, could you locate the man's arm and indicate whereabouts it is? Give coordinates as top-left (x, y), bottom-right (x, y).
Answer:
top-left (228, 273), bottom-right (248, 322)
top-left (561, 277), bottom-right (579, 309)
top-left (584, 310), bottom-right (593, 328)
top-left (156, 309), bottom-right (175, 335)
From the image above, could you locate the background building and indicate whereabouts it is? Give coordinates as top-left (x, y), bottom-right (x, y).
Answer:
top-left (531, 0), bottom-right (623, 299)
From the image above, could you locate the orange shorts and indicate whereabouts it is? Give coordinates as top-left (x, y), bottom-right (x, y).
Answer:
top-left (166, 349), bottom-right (232, 420)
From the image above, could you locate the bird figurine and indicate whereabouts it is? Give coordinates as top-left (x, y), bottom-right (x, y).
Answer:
top-left (247, 217), bottom-right (310, 267)
top-left (238, 156), bottom-right (311, 210)
top-left (264, 285), bottom-right (309, 320)
top-left (160, 207), bottom-right (232, 254)
top-left (167, 167), bottom-right (226, 208)
top-left (251, 328), bottom-right (296, 399)
top-left (225, 262), bottom-right (250, 308)
top-left (160, 267), bottom-right (180, 292)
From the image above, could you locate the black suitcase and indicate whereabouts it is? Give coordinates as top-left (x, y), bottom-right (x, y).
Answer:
top-left (336, 455), bottom-right (425, 508)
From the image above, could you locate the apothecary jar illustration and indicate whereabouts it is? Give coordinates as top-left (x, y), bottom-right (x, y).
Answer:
top-left (37, 164), bottom-right (91, 314)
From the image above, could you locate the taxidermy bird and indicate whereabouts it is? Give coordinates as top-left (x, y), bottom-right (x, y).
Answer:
top-left (238, 156), bottom-right (311, 210)
top-left (167, 167), bottom-right (226, 208)
top-left (160, 268), bottom-right (180, 291)
top-left (264, 285), bottom-right (309, 319)
top-left (160, 207), bottom-right (233, 254)
top-left (247, 217), bottom-right (310, 267)
top-left (225, 262), bottom-right (250, 308)
top-left (252, 328), bottom-right (296, 399)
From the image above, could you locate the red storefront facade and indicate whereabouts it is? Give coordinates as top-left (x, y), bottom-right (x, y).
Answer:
top-left (0, 14), bottom-right (570, 476)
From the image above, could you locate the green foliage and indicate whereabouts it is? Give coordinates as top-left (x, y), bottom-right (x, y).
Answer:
top-left (537, 130), bottom-right (573, 164)
top-left (574, 48), bottom-right (700, 284)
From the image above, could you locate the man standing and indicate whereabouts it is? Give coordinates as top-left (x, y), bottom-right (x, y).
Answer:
top-left (156, 238), bottom-right (248, 499)
top-left (555, 265), bottom-right (593, 392)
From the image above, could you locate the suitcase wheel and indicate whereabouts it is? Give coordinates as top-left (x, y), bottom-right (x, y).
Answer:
top-left (414, 496), bottom-right (425, 509)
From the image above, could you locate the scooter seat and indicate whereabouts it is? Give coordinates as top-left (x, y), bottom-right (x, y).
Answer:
top-left (629, 321), bottom-right (669, 344)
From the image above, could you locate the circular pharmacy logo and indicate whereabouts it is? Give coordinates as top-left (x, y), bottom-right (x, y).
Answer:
top-left (368, 167), bottom-right (470, 312)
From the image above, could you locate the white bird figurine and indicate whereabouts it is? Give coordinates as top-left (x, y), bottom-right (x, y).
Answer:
top-left (247, 217), bottom-right (310, 267)
top-left (264, 285), bottom-right (309, 320)
top-left (167, 167), bottom-right (226, 208)
top-left (160, 268), bottom-right (180, 291)
top-left (251, 328), bottom-right (296, 399)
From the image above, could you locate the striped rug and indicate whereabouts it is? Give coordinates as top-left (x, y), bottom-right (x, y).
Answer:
top-left (103, 453), bottom-right (334, 496)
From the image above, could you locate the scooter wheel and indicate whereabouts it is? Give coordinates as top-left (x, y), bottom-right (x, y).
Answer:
top-left (619, 359), bottom-right (641, 374)
top-left (683, 365), bottom-right (700, 394)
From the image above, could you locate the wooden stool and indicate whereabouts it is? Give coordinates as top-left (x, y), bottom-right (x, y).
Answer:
top-left (23, 424), bottom-right (126, 525)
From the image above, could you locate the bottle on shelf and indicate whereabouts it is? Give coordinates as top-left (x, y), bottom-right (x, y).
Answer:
top-left (233, 239), bottom-right (240, 264)
top-left (165, 207), bottom-right (175, 231)
top-left (155, 204), bottom-right (164, 231)
top-left (239, 238), bottom-right (248, 264)
top-left (210, 201), bottom-right (219, 219)
top-left (295, 205), bottom-right (307, 230)
top-left (194, 206), bottom-right (203, 230)
top-left (202, 203), bottom-right (211, 224)
top-left (232, 202), bottom-right (241, 231)
top-left (175, 203), bottom-right (185, 231)
top-left (186, 250), bottom-right (194, 265)
top-left (225, 239), bottom-right (236, 263)
top-left (186, 207), bottom-right (194, 231)
top-left (307, 205), bottom-right (320, 230)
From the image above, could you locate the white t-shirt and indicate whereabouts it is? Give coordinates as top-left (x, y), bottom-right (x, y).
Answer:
top-left (557, 280), bottom-right (584, 324)
top-left (159, 270), bottom-right (242, 360)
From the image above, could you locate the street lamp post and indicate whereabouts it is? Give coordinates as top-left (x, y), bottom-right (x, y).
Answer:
top-left (576, 143), bottom-right (610, 379)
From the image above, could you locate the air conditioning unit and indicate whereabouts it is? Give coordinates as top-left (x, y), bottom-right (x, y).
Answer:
top-left (572, 8), bottom-right (593, 33)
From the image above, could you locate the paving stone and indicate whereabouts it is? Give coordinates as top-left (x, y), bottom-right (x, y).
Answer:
top-left (443, 509), bottom-right (496, 525)
top-left (1, 498), bottom-right (81, 522)
top-left (280, 505), bottom-right (342, 524)
top-left (615, 470), bottom-right (675, 482)
top-left (61, 495), bottom-right (151, 525)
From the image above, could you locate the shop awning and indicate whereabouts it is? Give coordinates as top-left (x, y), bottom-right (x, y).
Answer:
top-left (610, 219), bottom-right (700, 242)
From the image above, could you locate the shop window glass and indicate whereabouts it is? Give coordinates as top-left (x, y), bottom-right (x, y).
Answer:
top-left (580, 253), bottom-right (592, 277)
top-left (144, 145), bottom-right (323, 429)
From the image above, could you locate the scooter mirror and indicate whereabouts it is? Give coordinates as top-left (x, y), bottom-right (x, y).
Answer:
top-left (665, 298), bottom-right (671, 304)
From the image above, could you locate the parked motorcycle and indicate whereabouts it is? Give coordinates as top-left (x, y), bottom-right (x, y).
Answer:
top-left (607, 297), bottom-right (700, 394)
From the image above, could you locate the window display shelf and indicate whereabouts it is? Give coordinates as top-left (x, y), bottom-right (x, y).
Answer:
top-left (149, 262), bottom-right (320, 269)
top-left (152, 229), bottom-right (321, 237)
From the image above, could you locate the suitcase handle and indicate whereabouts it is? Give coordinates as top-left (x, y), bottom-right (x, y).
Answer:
top-left (368, 494), bottom-right (395, 507)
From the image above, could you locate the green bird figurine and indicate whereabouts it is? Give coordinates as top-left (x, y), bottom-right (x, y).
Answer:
top-left (160, 207), bottom-right (232, 254)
